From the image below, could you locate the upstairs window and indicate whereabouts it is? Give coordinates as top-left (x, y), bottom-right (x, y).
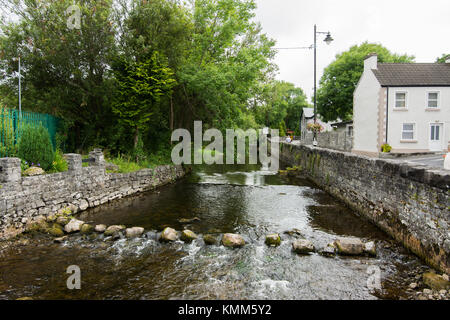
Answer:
top-left (402, 123), bottom-right (415, 140)
top-left (427, 92), bottom-right (439, 108)
top-left (395, 92), bottom-right (407, 108)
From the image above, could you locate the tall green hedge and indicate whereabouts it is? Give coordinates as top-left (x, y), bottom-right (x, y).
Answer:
top-left (18, 125), bottom-right (54, 170)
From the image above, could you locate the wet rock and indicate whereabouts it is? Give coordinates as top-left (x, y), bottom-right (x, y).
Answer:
top-left (423, 272), bottom-right (450, 291)
top-left (181, 230), bottom-right (198, 242)
top-left (16, 297), bottom-right (33, 300)
top-left (160, 227), bottom-right (178, 242)
top-left (95, 224), bottom-right (107, 233)
top-left (292, 239), bottom-right (315, 254)
top-left (179, 217), bottom-right (201, 224)
top-left (319, 246), bottom-right (336, 257)
top-left (23, 166), bottom-right (44, 176)
top-left (443, 274), bottom-right (449, 281)
top-left (265, 234), bottom-right (281, 247)
top-left (423, 288), bottom-right (432, 295)
top-left (283, 228), bottom-right (303, 238)
top-left (334, 238), bottom-right (364, 255)
top-left (64, 219), bottom-right (85, 233)
top-left (145, 231), bottom-right (158, 240)
top-left (54, 236), bottom-right (68, 243)
top-left (48, 224), bottom-right (64, 237)
top-left (80, 224), bottom-right (94, 234)
top-left (221, 233), bottom-right (245, 248)
top-left (56, 216), bottom-right (70, 226)
top-left (364, 241), bottom-right (377, 256)
top-left (46, 215), bottom-right (57, 223)
top-left (125, 227), bottom-right (145, 238)
top-left (104, 225), bottom-right (126, 237)
top-left (203, 234), bottom-right (217, 245)
top-left (409, 282), bottom-right (418, 289)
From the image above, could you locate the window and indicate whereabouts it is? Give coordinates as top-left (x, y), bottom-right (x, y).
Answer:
top-left (347, 125), bottom-right (353, 137)
top-left (427, 92), bottom-right (439, 108)
top-left (402, 123), bottom-right (415, 140)
top-left (395, 92), bottom-right (407, 108)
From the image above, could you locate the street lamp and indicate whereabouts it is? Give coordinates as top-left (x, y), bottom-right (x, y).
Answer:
top-left (313, 25), bottom-right (333, 144)
top-left (12, 56), bottom-right (22, 117)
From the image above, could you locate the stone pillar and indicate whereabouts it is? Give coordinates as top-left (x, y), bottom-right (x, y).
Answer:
top-left (64, 153), bottom-right (82, 173)
top-left (88, 149), bottom-right (105, 167)
top-left (0, 157), bottom-right (22, 184)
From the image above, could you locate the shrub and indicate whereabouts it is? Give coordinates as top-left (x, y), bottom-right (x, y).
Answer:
top-left (18, 125), bottom-right (55, 170)
top-left (381, 143), bottom-right (392, 153)
top-left (48, 149), bottom-right (68, 173)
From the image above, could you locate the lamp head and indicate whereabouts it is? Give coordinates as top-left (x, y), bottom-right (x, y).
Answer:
top-left (324, 33), bottom-right (333, 45)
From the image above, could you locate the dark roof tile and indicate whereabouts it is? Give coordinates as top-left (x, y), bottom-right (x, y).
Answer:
top-left (372, 63), bottom-right (450, 86)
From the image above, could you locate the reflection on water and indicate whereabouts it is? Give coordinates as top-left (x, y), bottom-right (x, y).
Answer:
top-left (0, 164), bottom-right (428, 300)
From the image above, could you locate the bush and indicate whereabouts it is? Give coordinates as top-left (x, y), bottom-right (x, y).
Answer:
top-left (48, 149), bottom-right (68, 173)
top-left (381, 143), bottom-right (392, 153)
top-left (18, 125), bottom-right (55, 170)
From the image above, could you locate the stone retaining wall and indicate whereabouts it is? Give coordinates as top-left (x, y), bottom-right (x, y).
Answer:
top-left (300, 131), bottom-right (353, 152)
top-left (0, 151), bottom-right (186, 239)
top-left (279, 142), bottom-right (450, 273)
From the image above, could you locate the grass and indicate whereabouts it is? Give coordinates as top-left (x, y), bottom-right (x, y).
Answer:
top-left (105, 150), bottom-right (172, 173)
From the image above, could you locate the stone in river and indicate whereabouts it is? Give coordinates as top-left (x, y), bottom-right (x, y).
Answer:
top-left (221, 233), bottom-right (245, 248)
top-left (334, 238), bottom-right (364, 255)
top-left (364, 241), bottom-right (377, 256)
top-left (160, 227), bottom-right (178, 242)
top-left (181, 230), bottom-right (198, 242)
top-left (95, 224), bottom-right (107, 233)
top-left (265, 234), bottom-right (281, 247)
top-left (292, 239), bottom-right (315, 254)
top-left (104, 225), bottom-right (126, 237)
top-left (64, 219), bottom-right (85, 233)
top-left (179, 217), bottom-right (201, 224)
top-left (203, 234), bottom-right (217, 245)
top-left (125, 227), bottom-right (145, 238)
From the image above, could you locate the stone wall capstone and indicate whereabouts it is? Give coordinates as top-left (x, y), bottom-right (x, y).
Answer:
top-left (278, 142), bottom-right (450, 273)
top-left (0, 151), bottom-right (186, 239)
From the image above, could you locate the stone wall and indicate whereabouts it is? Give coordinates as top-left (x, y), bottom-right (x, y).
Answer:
top-left (300, 131), bottom-right (353, 152)
top-left (0, 151), bottom-right (186, 239)
top-left (279, 142), bottom-right (450, 273)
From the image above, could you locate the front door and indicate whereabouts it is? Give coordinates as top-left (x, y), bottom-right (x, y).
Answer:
top-left (429, 123), bottom-right (443, 151)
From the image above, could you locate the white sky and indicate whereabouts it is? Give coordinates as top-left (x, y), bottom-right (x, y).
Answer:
top-left (254, 0), bottom-right (450, 101)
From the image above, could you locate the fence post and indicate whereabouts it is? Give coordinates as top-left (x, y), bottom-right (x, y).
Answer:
top-left (0, 157), bottom-right (22, 184)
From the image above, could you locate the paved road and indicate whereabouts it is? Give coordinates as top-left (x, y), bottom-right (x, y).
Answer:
top-left (402, 154), bottom-right (446, 169)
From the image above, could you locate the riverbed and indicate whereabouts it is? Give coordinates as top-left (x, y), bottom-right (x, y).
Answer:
top-left (0, 165), bottom-right (430, 299)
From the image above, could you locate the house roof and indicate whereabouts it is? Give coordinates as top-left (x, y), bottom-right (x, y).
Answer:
top-left (301, 107), bottom-right (314, 118)
top-left (330, 120), bottom-right (353, 128)
top-left (372, 63), bottom-right (450, 87)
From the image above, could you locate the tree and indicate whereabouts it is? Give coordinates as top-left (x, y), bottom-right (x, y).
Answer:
top-left (112, 52), bottom-right (176, 149)
top-left (436, 54), bottom-right (450, 63)
top-left (316, 42), bottom-right (414, 122)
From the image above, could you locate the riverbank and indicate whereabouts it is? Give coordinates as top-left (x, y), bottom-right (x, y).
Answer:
top-left (278, 142), bottom-right (449, 274)
top-left (0, 151), bottom-right (188, 240)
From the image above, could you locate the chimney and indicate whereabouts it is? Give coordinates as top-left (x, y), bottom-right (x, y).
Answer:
top-left (364, 53), bottom-right (378, 71)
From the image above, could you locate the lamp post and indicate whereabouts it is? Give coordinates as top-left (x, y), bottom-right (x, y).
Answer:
top-left (313, 25), bottom-right (333, 143)
top-left (13, 56), bottom-right (22, 117)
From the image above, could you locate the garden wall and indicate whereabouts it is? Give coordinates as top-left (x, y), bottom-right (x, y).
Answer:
top-left (0, 150), bottom-right (186, 239)
top-left (279, 142), bottom-right (450, 273)
top-left (300, 131), bottom-right (353, 152)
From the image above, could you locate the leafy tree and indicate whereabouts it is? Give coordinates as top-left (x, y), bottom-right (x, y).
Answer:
top-left (436, 54), bottom-right (450, 63)
top-left (316, 42), bottom-right (414, 122)
top-left (112, 52), bottom-right (176, 149)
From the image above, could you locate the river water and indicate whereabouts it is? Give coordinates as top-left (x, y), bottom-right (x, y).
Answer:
top-left (0, 165), bottom-right (429, 300)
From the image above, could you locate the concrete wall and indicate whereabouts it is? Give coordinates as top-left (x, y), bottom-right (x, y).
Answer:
top-left (353, 60), bottom-right (381, 154)
top-left (387, 86), bottom-right (450, 153)
top-left (279, 142), bottom-right (450, 273)
top-left (0, 152), bottom-right (186, 239)
top-left (300, 130), bottom-right (353, 152)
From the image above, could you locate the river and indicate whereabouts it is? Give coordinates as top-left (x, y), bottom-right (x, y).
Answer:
top-left (0, 164), bottom-right (428, 299)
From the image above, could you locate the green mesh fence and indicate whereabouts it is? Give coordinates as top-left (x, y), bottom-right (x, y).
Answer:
top-left (0, 107), bottom-right (59, 158)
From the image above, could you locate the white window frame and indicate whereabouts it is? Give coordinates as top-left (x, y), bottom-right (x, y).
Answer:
top-left (401, 122), bottom-right (416, 141)
top-left (394, 91), bottom-right (408, 109)
top-left (426, 91), bottom-right (440, 109)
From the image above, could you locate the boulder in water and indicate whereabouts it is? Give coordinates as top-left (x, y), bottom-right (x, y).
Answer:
top-left (56, 216), bottom-right (71, 226)
top-left (334, 238), bottom-right (364, 255)
top-left (95, 224), bottom-right (107, 233)
top-left (221, 233), bottom-right (245, 248)
top-left (48, 224), bottom-right (64, 237)
top-left (160, 227), bottom-right (178, 242)
top-left (80, 224), bottom-right (94, 234)
top-left (104, 225), bottom-right (126, 237)
top-left (292, 239), bottom-right (315, 254)
top-left (265, 234), bottom-right (281, 247)
top-left (203, 234), bottom-right (217, 245)
top-left (181, 230), bottom-right (198, 242)
top-left (125, 227), bottom-right (145, 238)
top-left (64, 219), bottom-right (85, 233)
top-left (364, 241), bottom-right (377, 256)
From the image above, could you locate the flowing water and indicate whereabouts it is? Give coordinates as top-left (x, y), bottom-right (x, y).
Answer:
top-left (0, 165), bottom-right (429, 300)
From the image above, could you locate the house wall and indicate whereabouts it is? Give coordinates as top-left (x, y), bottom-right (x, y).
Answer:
top-left (387, 86), bottom-right (450, 153)
top-left (353, 66), bottom-right (381, 154)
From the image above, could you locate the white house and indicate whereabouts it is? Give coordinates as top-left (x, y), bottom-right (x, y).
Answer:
top-left (353, 53), bottom-right (450, 156)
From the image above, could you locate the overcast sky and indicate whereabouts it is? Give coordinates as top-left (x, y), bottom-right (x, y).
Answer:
top-left (254, 0), bottom-right (450, 100)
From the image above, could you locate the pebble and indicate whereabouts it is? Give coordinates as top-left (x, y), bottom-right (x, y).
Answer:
top-left (409, 283), bottom-right (417, 289)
